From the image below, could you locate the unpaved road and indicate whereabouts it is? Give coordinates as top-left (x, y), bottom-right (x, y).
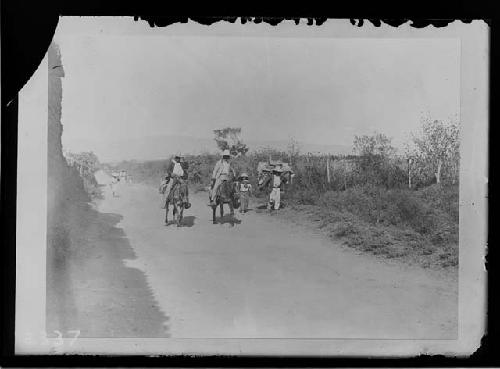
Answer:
top-left (95, 170), bottom-right (457, 339)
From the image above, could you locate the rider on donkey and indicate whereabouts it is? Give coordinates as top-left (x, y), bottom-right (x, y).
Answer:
top-left (209, 149), bottom-right (235, 206)
top-left (161, 154), bottom-right (190, 207)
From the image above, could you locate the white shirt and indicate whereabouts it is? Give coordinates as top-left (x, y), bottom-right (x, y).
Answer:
top-left (272, 175), bottom-right (281, 188)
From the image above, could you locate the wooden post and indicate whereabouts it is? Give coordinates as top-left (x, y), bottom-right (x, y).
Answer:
top-left (343, 160), bottom-right (347, 191)
top-left (326, 155), bottom-right (331, 183)
top-left (408, 158), bottom-right (412, 189)
top-left (435, 159), bottom-right (442, 184)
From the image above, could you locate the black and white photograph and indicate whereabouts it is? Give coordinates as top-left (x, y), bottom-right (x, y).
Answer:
top-left (14, 17), bottom-right (488, 356)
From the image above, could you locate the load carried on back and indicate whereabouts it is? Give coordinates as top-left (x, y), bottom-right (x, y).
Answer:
top-left (257, 160), bottom-right (293, 176)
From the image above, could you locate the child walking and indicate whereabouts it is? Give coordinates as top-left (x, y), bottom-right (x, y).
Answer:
top-left (238, 173), bottom-right (252, 213)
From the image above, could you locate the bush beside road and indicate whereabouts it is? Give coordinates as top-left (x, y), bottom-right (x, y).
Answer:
top-left (281, 184), bottom-right (458, 270)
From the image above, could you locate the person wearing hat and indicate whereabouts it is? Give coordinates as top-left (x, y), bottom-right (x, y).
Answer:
top-left (179, 155), bottom-right (190, 206)
top-left (268, 167), bottom-right (283, 210)
top-left (162, 153), bottom-right (184, 205)
top-left (238, 172), bottom-right (252, 213)
top-left (110, 173), bottom-right (119, 197)
top-left (209, 149), bottom-right (235, 205)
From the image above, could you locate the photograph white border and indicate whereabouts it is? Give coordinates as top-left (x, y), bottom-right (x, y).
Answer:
top-left (15, 18), bottom-right (488, 356)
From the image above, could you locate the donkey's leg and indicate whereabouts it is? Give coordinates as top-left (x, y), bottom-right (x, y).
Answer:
top-left (228, 202), bottom-right (235, 226)
top-left (165, 204), bottom-right (169, 224)
top-left (220, 203), bottom-right (224, 218)
top-left (212, 205), bottom-right (217, 224)
top-left (173, 205), bottom-right (177, 222)
top-left (177, 204), bottom-right (184, 227)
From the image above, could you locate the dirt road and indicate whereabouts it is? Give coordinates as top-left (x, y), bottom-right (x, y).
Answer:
top-left (94, 170), bottom-right (457, 339)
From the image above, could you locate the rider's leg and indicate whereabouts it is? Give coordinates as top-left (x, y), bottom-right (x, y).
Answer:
top-left (165, 179), bottom-right (174, 200)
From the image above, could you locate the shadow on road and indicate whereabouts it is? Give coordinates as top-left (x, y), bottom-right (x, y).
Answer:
top-left (47, 201), bottom-right (171, 337)
top-left (180, 216), bottom-right (196, 227)
top-left (217, 214), bottom-right (242, 226)
top-left (165, 216), bottom-right (196, 227)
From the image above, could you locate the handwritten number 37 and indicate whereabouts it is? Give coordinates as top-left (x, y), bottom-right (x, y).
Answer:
top-left (52, 330), bottom-right (80, 346)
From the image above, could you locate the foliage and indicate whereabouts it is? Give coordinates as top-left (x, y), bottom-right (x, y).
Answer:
top-left (64, 151), bottom-right (100, 173)
top-left (64, 151), bottom-right (101, 197)
top-left (353, 132), bottom-right (396, 158)
top-left (352, 133), bottom-right (407, 188)
top-left (213, 127), bottom-right (249, 156)
top-left (313, 184), bottom-right (459, 268)
top-left (407, 118), bottom-right (460, 187)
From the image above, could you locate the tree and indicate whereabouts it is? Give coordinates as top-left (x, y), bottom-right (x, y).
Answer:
top-left (409, 118), bottom-right (459, 186)
top-left (353, 133), bottom-right (396, 160)
top-left (353, 132), bottom-right (396, 175)
top-left (352, 132), bottom-right (402, 188)
top-left (213, 127), bottom-right (249, 156)
top-left (65, 151), bottom-right (100, 174)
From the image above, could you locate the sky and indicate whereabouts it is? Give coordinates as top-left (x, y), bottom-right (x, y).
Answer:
top-left (54, 17), bottom-right (460, 158)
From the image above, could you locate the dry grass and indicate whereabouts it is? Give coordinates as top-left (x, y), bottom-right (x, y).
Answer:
top-left (280, 184), bottom-right (458, 270)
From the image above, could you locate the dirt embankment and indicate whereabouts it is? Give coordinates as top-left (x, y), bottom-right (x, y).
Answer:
top-left (46, 43), bottom-right (168, 337)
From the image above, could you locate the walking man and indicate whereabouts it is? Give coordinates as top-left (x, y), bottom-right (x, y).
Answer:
top-left (268, 167), bottom-right (282, 210)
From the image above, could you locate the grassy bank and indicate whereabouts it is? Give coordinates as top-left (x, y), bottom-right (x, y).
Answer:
top-left (280, 184), bottom-right (458, 269)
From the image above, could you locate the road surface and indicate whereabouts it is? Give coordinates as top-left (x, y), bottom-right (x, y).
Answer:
top-left (94, 170), bottom-right (457, 339)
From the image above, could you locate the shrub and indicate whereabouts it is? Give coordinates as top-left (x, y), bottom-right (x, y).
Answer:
top-left (318, 184), bottom-right (457, 244)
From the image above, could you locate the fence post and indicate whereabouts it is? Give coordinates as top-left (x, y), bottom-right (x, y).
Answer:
top-left (408, 158), bottom-right (412, 189)
top-left (344, 160), bottom-right (347, 191)
top-left (436, 159), bottom-right (442, 184)
top-left (326, 155), bottom-right (331, 183)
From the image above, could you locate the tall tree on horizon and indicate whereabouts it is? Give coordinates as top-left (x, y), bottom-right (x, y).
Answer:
top-left (213, 127), bottom-right (249, 156)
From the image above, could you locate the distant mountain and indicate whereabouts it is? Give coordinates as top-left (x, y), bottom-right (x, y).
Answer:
top-left (65, 135), bottom-right (217, 163)
top-left (64, 135), bottom-right (352, 163)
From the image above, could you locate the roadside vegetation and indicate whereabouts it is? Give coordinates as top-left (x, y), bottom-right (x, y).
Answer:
top-left (110, 118), bottom-right (459, 270)
top-left (64, 150), bottom-right (102, 198)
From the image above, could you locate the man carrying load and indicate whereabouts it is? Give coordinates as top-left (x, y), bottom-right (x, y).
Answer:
top-left (209, 149), bottom-right (235, 206)
top-left (268, 166), bottom-right (283, 210)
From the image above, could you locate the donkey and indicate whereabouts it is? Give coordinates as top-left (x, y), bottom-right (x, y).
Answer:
top-left (211, 179), bottom-right (239, 225)
top-left (165, 179), bottom-right (189, 227)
